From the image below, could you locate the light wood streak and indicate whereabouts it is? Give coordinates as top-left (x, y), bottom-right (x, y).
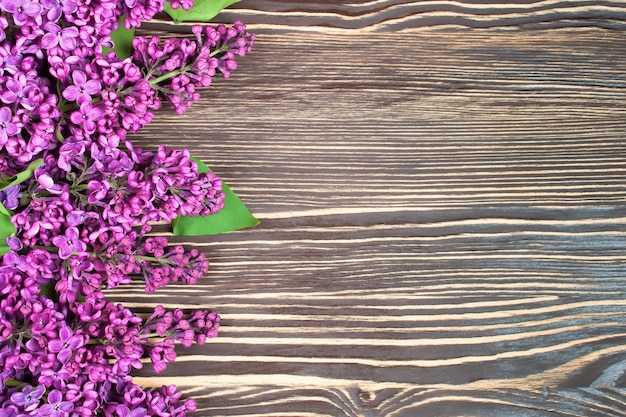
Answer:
top-left (147, 0), bottom-right (626, 32)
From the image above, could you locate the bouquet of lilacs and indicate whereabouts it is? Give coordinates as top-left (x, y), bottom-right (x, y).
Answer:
top-left (0, 0), bottom-right (256, 416)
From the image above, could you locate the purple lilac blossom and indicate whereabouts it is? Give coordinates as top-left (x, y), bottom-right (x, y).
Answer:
top-left (0, 0), bottom-right (255, 414)
top-left (0, 107), bottom-right (17, 145)
top-left (0, 0), bottom-right (44, 26)
top-left (38, 389), bottom-right (74, 416)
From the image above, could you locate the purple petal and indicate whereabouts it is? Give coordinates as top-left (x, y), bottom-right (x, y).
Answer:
top-left (51, 235), bottom-right (66, 247)
top-left (41, 33), bottom-right (58, 49)
top-left (65, 210), bottom-right (84, 226)
top-left (59, 36), bottom-right (77, 51)
top-left (72, 70), bottom-right (86, 86)
top-left (59, 402), bottom-right (74, 412)
top-left (57, 245), bottom-right (72, 259)
top-left (47, 390), bottom-right (62, 404)
top-left (83, 120), bottom-right (96, 133)
top-left (37, 173), bottom-right (55, 189)
top-left (67, 335), bottom-right (83, 349)
top-left (72, 239), bottom-right (87, 253)
top-left (0, 91), bottom-right (17, 104)
top-left (66, 227), bottom-right (79, 240)
top-left (10, 391), bottom-right (26, 405)
top-left (63, 0), bottom-right (77, 13)
top-left (70, 110), bottom-right (83, 125)
top-left (2, 1), bottom-right (18, 13)
top-left (63, 26), bottom-right (78, 37)
top-left (32, 385), bottom-right (46, 399)
top-left (46, 6), bottom-right (62, 22)
top-left (59, 325), bottom-right (72, 341)
top-left (6, 237), bottom-right (23, 251)
top-left (24, 2), bottom-right (43, 16)
top-left (48, 339), bottom-right (64, 352)
top-left (38, 404), bottom-right (54, 416)
top-left (88, 106), bottom-right (104, 120)
top-left (116, 405), bottom-right (131, 417)
top-left (57, 347), bottom-right (72, 363)
top-left (83, 79), bottom-right (101, 95)
top-left (0, 106), bottom-right (10, 122)
top-left (62, 85), bottom-right (79, 101)
top-left (43, 21), bottom-right (60, 33)
top-left (4, 121), bottom-right (17, 135)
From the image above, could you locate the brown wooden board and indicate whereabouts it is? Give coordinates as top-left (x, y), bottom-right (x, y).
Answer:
top-left (112, 1), bottom-right (626, 416)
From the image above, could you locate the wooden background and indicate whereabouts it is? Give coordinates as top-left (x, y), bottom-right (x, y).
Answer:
top-left (116, 1), bottom-right (626, 415)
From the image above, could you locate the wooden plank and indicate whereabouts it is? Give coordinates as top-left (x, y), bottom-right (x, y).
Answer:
top-left (147, 0), bottom-right (626, 32)
top-left (117, 9), bottom-right (626, 417)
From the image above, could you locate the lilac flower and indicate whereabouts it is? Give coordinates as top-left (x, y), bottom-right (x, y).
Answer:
top-left (40, 0), bottom-right (78, 22)
top-left (48, 325), bottom-right (84, 363)
top-left (67, 253), bottom-right (94, 282)
top-left (62, 70), bottom-right (101, 103)
top-left (38, 389), bottom-right (73, 417)
top-left (41, 22), bottom-right (79, 51)
top-left (0, 185), bottom-right (20, 210)
top-left (167, 0), bottom-right (194, 10)
top-left (56, 140), bottom-right (85, 171)
top-left (0, 0), bottom-right (43, 26)
top-left (52, 226), bottom-right (87, 259)
top-left (69, 101), bottom-right (105, 134)
top-left (116, 405), bottom-right (147, 417)
top-left (0, 16), bottom-right (8, 42)
top-left (0, 405), bottom-right (20, 417)
top-left (0, 75), bottom-right (25, 105)
top-left (10, 384), bottom-right (45, 411)
top-left (48, 54), bottom-right (81, 80)
top-left (35, 171), bottom-right (63, 194)
top-left (0, 106), bottom-right (17, 145)
top-left (0, 7), bottom-right (254, 416)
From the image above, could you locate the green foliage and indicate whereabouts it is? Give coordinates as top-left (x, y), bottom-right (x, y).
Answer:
top-left (172, 157), bottom-right (259, 236)
top-left (0, 202), bottom-right (16, 255)
top-left (102, 16), bottom-right (135, 59)
top-left (0, 158), bottom-right (43, 192)
top-left (164, 0), bottom-right (241, 23)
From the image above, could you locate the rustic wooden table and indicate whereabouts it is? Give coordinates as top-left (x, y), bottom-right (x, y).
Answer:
top-left (117, 1), bottom-right (626, 415)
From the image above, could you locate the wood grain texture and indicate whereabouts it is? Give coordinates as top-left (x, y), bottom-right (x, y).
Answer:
top-left (117, 4), bottom-right (626, 416)
top-left (149, 0), bottom-right (626, 32)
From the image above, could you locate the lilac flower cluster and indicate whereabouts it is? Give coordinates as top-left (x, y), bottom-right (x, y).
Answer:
top-left (0, 290), bottom-right (219, 416)
top-left (0, 2), bottom-right (255, 166)
top-left (8, 143), bottom-right (220, 300)
top-left (0, 0), bottom-right (255, 415)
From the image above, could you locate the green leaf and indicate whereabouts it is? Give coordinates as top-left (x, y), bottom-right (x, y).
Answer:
top-left (102, 15), bottom-right (135, 59)
top-left (0, 158), bottom-right (44, 192)
top-left (164, 0), bottom-right (241, 23)
top-left (172, 157), bottom-right (259, 236)
top-left (0, 201), bottom-right (15, 256)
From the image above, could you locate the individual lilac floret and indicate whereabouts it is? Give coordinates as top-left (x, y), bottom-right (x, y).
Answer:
top-left (0, 16), bottom-right (8, 42)
top-left (40, 0), bottom-right (78, 22)
top-left (48, 325), bottom-right (85, 362)
top-left (52, 226), bottom-right (87, 259)
top-left (9, 384), bottom-right (45, 412)
top-left (0, 107), bottom-right (17, 145)
top-left (116, 404), bottom-right (148, 417)
top-left (0, 0), bottom-right (44, 26)
top-left (0, 184), bottom-right (19, 210)
top-left (62, 70), bottom-right (102, 102)
top-left (41, 22), bottom-right (80, 51)
top-left (38, 389), bottom-right (74, 416)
